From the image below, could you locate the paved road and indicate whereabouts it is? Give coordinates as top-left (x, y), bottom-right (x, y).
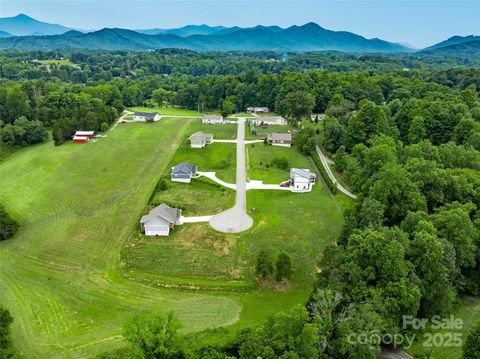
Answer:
top-left (315, 145), bottom-right (357, 199)
top-left (210, 118), bottom-right (253, 233)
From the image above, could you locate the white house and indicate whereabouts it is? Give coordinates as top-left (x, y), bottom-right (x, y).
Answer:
top-left (133, 112), bottom-right (161, 122)
top-left (202, 115), bottom-right (224, 124)
top-left (254, 116), bottom-right (288, 126)
top-left (140, 203), bottom-right (181, 236)
top-left (290, 168), bottom-right (316, 192)
top-left (171, 162), bottom-right (197, 183)
top-left (247, 107), bottom-right (269, 114)
top-left (188, 131), bottom-right (213, 148)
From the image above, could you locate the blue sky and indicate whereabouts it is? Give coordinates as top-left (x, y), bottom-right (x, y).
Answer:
top-left (1, 0), bottom-right (479, 47)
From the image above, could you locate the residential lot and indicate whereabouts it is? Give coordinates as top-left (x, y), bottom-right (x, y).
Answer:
top-left (0, 115), bottom-right (343, 358)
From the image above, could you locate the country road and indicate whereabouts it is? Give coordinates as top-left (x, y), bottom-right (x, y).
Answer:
top-left (315, 145), bottom-right (357, 199)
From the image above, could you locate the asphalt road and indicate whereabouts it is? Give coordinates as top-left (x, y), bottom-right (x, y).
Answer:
top-left (209, 118), bottom-right (253, 233)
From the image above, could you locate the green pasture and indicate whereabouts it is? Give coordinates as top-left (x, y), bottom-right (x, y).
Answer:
top-left (247, 143), bottom-right (311, 183)
top-left (0, 116), bottom-right (343, 358)
top-left (129, 106), bottom-right (202, 117)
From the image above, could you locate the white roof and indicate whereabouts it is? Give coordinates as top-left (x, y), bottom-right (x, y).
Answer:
top-left (75, 131), bottom-right (95, 136)
top-left (73, 136), bottom-right (89, 140)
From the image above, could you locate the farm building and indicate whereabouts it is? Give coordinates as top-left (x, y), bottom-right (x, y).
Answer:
top-left (74, 131), bottom-right (95, 138)
top-left (267, 133), bottom-right (292, 147)
top-left (290, 168), bottom-right (316, 192)
top-left (133, 112), bottom-right (161, 122)
top-left (72, 136), bottom-right (89, 143)
top-left (171, 162), bottom-right (197, 183)
top-left (188, 131), bottom-right (213, 148)
top-left (247, 107), bottom-right (269, 114)
top-left (202, 115), bottom-right (224, 124)
top-left (140, 203), bottom-right (182, 236)
top-left (254, 116), bottom-right (288, 126)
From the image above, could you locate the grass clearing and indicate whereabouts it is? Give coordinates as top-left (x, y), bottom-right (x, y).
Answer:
top-left (0, 119), bottom-right (241, 358)
top-left (129, 106), bottom-right (202, 117)
top-left (150, 178), bottom-right (234, 216)
top-left (170, 124), bottom-right (237, 183)
top-left (0, 116), bottom-right (344, 358)
top-left (247, 144), bottom-right (311, 183)
top-left (407, 297), bottom-right (480, 359)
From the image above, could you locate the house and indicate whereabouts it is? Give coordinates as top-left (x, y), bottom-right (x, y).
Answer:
top-left (72, 136), bottom-right (89, 143)
top-left (247, 107), bottom-right (269, 114)
top-left (171, 162), bottom-right (197, 183)
top-left (140, 203), bottom-right (182, 236)
top-left (290, 168), bottom-right (316, 192)
top-left (202, 115), bottom-right (224, 124)
top-left (74, 131), bottom-right (95, 138)
top-left (188, 131), bottom-right (213, 148)
top-left (267, 133), bottom-right (292, 147)
top-left (254, 116), bottom-right (288, 126)
top-left (133, 112), bottom-right (161, 122)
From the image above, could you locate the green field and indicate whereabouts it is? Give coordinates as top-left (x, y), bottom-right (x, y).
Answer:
top-left (129, 106), bottom-right (202, 117)
top-left (0, 117), bottom-right (343, 357)
top-left (37, 59), bottom-right (79, 68)
top-left (0, 119), bottom-right (242, 358)
top-left (247, 144), bottom-right (310, 183)
top-left (169, 121), bottom-right (237, 183)
top-left (407, 297), bottom-right (480, 359)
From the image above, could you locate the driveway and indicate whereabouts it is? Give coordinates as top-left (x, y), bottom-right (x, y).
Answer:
top-left (316, 145), bottom-right (357, 199)
top-left (210, 118), bottom-right (253, 233)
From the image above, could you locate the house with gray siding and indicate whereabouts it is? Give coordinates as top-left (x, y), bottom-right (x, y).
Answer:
top-left (171, 162), bottom-right (197, 183)
top-left (188, 131), bottom-right (213, 148)
top-left (140, 203), bottom-right (181, 236)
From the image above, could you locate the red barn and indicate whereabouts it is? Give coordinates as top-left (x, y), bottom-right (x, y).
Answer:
top-left (72, 136), bottom-right (89, 143)
top-left (74, 131), bottom-right (95, 138)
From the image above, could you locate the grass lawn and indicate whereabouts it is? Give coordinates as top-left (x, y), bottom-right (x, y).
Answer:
top-left (245, 120), bottom-right (292, 140)
top-left (0, 115), bottom-right (344, 358)
top-left (170, 123), bottom-right (237, 183)
top-left (150, 177), bottom-right (235, 217)
top-left (407, 297), bottom-right (480, 359)
top-left (232, 112), bottom-right (255, 118)
top-left (0, 118), bottom-right (242, 358)
top-left (247, 144), bottom-right (311, 184)
top-left (130, 106), bottom-right (210, 117)
top-left (37, 59), bottom-right (79, 68)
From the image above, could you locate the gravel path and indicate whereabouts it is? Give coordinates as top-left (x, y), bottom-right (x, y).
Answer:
top-left (209, 118), bottom-right (253, 233)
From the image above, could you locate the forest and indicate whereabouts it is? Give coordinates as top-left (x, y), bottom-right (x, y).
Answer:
top-left (0, 49), bottom-right (479, 358)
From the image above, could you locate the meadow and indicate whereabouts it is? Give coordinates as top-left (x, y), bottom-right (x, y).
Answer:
top-left (0, 117), bottom-right (343, 357)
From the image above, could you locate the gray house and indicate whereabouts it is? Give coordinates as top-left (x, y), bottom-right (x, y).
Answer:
top-left (267, 133), bottom-right (292, 147)
top-left (247, 107), bottom-right (269, 114)
top-left (140, 203), bottom-right (182, 236)
top-left (202, 115), bottom-right (224, 124)
top-left (171, 162), bottom-right (197, 183)
top-left (188, 131), bottom-right (213, 148)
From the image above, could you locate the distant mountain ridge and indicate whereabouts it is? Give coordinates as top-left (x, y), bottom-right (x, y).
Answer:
top-left (426, 35), bottom-right (480, 50)
top-left (0, 13), bottom-right (72, 36)
top-left (420, 40), bottom-right (480, 57)
top-left (0, 21), bottom-right (411, 53)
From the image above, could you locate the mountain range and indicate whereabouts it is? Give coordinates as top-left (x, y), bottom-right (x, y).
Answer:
top-left (0, 14), bottom-right (71, 36)
top-left (0, 14), bottom-right (477, 55)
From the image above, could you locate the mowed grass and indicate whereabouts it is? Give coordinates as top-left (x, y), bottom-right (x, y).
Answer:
top-left (123, 141), bottom-right (343, 290)
top-left (150, 178), bottom-right (234, 216)
top-left (407, 297), bottom-right (480, 359)
top-left (245, 121), bottom-right (292, 140)
top-left (170, 120), bottom-right (237, 183)
top-left (0, 119), bottom-right (243, 358)
top-left (129, 106), bottom-right (202, 117)
top-left (247, 144), bottom-right (310, 183)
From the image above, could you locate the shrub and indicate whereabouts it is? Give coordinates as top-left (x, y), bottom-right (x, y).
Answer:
top-left (0, 205), bottom-right (19, 241)
top-left (272, 156), bottom-right (289, 170)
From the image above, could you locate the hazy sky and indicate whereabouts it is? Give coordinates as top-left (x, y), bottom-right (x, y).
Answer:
top-left (1, 0), bottom-right (479, 47)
